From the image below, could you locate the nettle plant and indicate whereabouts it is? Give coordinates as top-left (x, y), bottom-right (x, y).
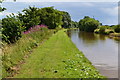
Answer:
top-left (2, 14), bottom-right (23, 43)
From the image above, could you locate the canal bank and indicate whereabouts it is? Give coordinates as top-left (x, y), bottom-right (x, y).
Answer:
top-left (14, 29), bottom-right (104, 78)
top-left (67, 29), bottom-right (118, 78)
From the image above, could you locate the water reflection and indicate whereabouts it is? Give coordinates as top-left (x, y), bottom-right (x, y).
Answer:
top-left (67, 29), bottom-right (118, 78)
top-left (78, 31), bottom-right (98, 45)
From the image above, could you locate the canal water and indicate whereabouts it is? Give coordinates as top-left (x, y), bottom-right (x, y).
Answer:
top-left (67, 29), bottom-right (118, 78)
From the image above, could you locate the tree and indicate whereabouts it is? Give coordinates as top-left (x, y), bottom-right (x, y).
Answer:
top-left (61, 11), bottom-right (71, 28)
top-left (18, 6), bottom-right (63, 30)
top-left (2, 14), bottom-right (23, 43)
top-left (17, 6), bottom-right (41, 30)
top-left (71, 21), bottom-right (78, 28)
top-left (78, 16), bottom-right (100, 32)
top-left (38, 7), bottom-right (63, 29)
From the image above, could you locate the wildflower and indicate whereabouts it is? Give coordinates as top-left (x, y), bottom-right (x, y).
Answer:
top-left (22, 24), bottom-right (48, 34)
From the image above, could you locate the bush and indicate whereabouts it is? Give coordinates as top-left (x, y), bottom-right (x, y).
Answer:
top-left (94, 29), bottom-right (99, 33)
top-left (113, 25), bottom-right (120, 33)
top-left (78, 16), bottom-right (100, 32)
top-left (99, 26), bottom-right (105, 34)
top-left (95, 26), bottom-right (114, 35)
top-left (104, 29), bottom-right (114, 35)
top-left (2, 14), bottom-right (23, 43)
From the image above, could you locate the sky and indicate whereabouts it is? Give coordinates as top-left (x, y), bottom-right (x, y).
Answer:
top-left (0, 1), bottom-right (119, 25)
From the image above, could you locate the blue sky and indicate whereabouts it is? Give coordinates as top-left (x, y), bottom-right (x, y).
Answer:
top-left (0, 2), bottom-right (118, 25)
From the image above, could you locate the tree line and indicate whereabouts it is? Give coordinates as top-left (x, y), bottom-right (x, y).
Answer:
top-left (1, 6), bottom-right (120, 43)
top-left (2, 6), bottom-right (77, 43)
top-left (78, 16), bottom-right (120, 34)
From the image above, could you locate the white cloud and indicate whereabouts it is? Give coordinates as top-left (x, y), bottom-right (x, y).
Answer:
top-left (4, 0), bottom-right (119, 2)
top-left (101, 6), bottom-right (118, 16)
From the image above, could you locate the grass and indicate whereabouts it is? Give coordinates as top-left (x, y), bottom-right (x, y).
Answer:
top-left (13, 29), bottom-right (104, 78)
top-left (2, 28), bottom-right (54, 78)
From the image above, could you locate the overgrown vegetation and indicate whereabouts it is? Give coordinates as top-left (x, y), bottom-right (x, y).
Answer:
top-left (14, 30), bottom-right (104, 78)
top-left (2, 6), bottom-right (77, 44)
top-left (2, 26), bottom-right (54, 77)
top-left (94, 25), bottom-right (120, 35)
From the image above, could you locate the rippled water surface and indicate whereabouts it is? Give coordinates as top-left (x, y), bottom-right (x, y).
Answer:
top-left (67, 29), bottom-right (119, 78)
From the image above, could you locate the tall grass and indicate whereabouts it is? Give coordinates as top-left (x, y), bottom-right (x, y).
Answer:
top-left (2, 27), bottom-right (54, 77)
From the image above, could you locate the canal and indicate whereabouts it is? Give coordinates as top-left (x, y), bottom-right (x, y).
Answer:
top-left (67, 29), bottom-right (118, 78)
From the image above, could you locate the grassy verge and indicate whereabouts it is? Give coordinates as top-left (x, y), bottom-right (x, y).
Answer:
top-left (14, 29), bottom-right (104, 78)
top-left (2, 28), bottom-right (54, 78)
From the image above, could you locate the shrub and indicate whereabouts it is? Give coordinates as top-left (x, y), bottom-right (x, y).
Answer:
top-left (99, 26), bottom-right (106, 34)
top-left (113, 25), bottom-right (120, 33)
top-left (78, 16), bottom-right (100, 32)
top-left (2, 14), bottom-right (23, 43)
top-left (104, 29), bottom-right (114, 35)
top-left (94, 26), bottom-right (115, 35)
top-left (94, 29), bottom-right (99, 33)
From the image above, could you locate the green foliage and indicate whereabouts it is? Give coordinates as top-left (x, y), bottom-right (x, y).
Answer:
top-left (39, 7), bottom-right (63, 29)
top-left (2, 14), bottom-right (23, 43)
top-left (2, 6), bottom-right (69, 43)
top-left (78, 16), bottom-right (100, 32)
top-left (18, 6), bottom-right (63, 30)
top-left (99, 26), bottom-right (106, 34)
top-left (2, 28), bottom-right (54, 77)
top-left (94, 25), bottom-right (120, 35)
top-left (94, 29), bottom-right (99, 34)
top-left (94, 26), bottom-right (115, 35)
top-left (55, 25), bottom-right (62, 32)
top-left (104, 29), bottom-right (114, 35)
top-left (62, 11), bottom-right (71, 28)
top-left (18, 6), bottom-right (41, 30)
top-left (71, 21), bottom-right (78, 28)
top-left (113, 25), bottom-right (120, 33)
